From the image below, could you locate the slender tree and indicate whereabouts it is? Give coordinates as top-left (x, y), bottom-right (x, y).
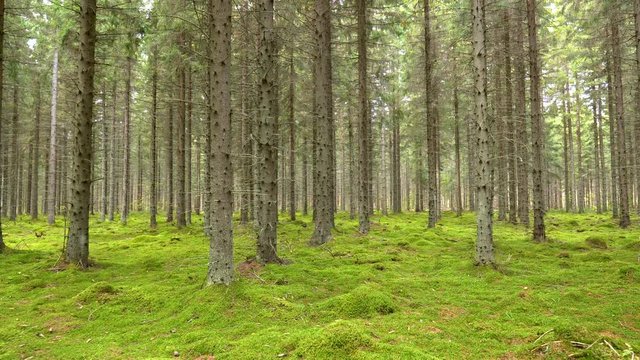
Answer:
top-left (527, 0), bottom-right (546, 242)
top-left (47, 48), bottom-right (59, 225)
top-left (0, 0), bottom-right (5, 251)
top-left (150, 47), bottom-right (158, 229)
top-left (357, 0), bottom-right (370, 234)
top-left (288, 49), bottom-right (296, 221)
top-left (425, 0), bottom-right (437, 228)
top-left (514, 0), bottom-right (529, 225)
top-left (66, 0), bottom-right (97, 267)
top-left (121, 57), bottom-right (132, 225)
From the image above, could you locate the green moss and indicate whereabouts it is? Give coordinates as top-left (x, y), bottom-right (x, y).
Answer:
top-left (293, 320), bottom-right (372, 359)
top-left (319, 284), bottom-right (396, 318)
top-left (74, 281), bottom-right (119, 304)
top-left (585, 236), bottom-right (608, 249)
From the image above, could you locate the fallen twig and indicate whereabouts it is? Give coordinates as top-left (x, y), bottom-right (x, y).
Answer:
top-left (532, 329), bottom-right (554, 345)
top-left (604, 339), bottom-right (620, 357)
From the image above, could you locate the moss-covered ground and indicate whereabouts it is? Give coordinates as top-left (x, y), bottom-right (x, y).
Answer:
top-left (1, 211), bottom-right (639, 359)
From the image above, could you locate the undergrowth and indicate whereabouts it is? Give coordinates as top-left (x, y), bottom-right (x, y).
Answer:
top-left (1, 211), bottom-right (639, 359)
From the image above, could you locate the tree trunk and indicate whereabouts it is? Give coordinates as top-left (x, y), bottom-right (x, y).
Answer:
top-left (166, 98), bottom-right (174, 223)
top-left (256, 0), bottom-right (280, 262)
top-left (357, 0), bottom-right (370, 234)
top-left (514, 2), bottom-right (529, 226)
top-left (310, 0), bottom-right (334, 246)
top-left (47, 48), bottom-right (59, 225)
top-left (288, 49), bottom-right (296, 221)
top-left (527, 0), bottom-right (546, 242)
top-left (597, 89), bottom-right (608, 212)
top-left (611, 17), bottom-right (631, 228)
top-left (592, 87), bottom-right (603, 213)
top-left (425, 0), bottom-right (437, 228)
top-left (0, 0), bottom-right (5, 251)
top-left (109, 79), bottom-right (118, 222)
top-left (31, 81), bottom-right (42, 220)
top-left (100, 84), bottom-right (108, 222)
top-left (503, 9), bottom-right (517, 224)
top-left (454, 86), bottom-right (463, 217)
top-left (176, 47), bottom-right (187, 228)
top-left (635, 0), bottom-right (640, 215)
top-left (575, 82), bottom-right (585, 213)
top-left (206, 0), bottom-right (234, 285)
top-left (150, 48), bottom-right (158, 229)
top-left (473, 0), bottom-right (494, 265)
top-left (121, 57), bottom-right (132, 225)
top-left (9, 81), bottom-right (18, 221)
top-left (186, 65), bottom-right (193, 225)
top-left (66, 0), bottom-right (96, 267)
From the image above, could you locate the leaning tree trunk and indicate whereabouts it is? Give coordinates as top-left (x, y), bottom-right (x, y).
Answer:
top-left (310, 0), bottom-right (334, 246)
top-left (47, 48), bottom-right (59, 225)
top-left (206, 0), bottom-right (234, 285)
top-left (66, 0), bottom-right (96, 267)
top-left (527, 0), bottom-right (546, 242)
top-left (611, 17), bottom-right (631, 228)
top-left (472, 0), bottom-right (494, 265)
top-left (256, 0), bottom-right (280, 263)
top-left (357, 0), bottom-right (370, 234)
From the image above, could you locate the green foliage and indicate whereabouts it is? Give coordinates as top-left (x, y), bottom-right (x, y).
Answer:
top-left (1, 211), bottom-right (639, 359)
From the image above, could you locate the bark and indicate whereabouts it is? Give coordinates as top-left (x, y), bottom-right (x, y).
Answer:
top-left (611, 17), bottom-right (631, 228)
top-left (206, 0), bottom-right (234, 285)
top-left (562, 94), bottom-right (571, 212)
top-left (136, 134), bottom-right (143, 212)
top-left (514, 2), bottom-right (529, 226)
top-left (150, 48), bottom-right (158, 229)
top-left (288, 49), bottom-right (296, 221)
top-left (592, 87), bottom-right (602, 213)
top-left (606, 57), bottom-right (618, 218)
top-left (357, 0), bottom-right (370, 233)
top-left (302, 132), bottom-right (309, 216)
top-left (31, 83), bottom-right (42, 219)
top-left (597, 90), bottom-right (608, 211)
top-left (66, 0), bottom-right (96, 267)
top-left (186, 65), bottom-right (192, 225)
top-left (503, 9), bottom-right (517, 224)
top-left (473, 0), bottom-right (494, 265)
top-left (47, 48), bottom-right (59, 225)
top-left (527, 0), bottom-right (546, 242)
top-left (9, 81), bottom-right (18, 221)
top-left (0, 0), bottom-right (4, 251)
top-left (166, 98), bottom-right (174, 223)
top-left (635, 0), bottom-right (640, 214)
top-left (100, 84), bottom-right (108, 222)
top-left (454, 86), bottom-right (463, 217)
top-left (425, 0), bottom-right (437, 228)
top-left (239, 7), bottom-right (251, 224)
top-left (310, 0), bottom-right (334, 246)
top-left (109, 79), bottom-right (118, 222)
top-left (176, 46), bottom-right (187, 228)
top-left (256, 0), bottom-right (280, 263)
top-left (121, 57), bottom-right (132, 224)
top-left (575, 84), bottom-right (585, 213)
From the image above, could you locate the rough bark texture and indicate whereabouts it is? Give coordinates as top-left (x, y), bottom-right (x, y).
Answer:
top-left (473, 0), bottom-right (494, 265)
top-left (150, 48), bottom-right (158, 229)
top-left (611, 17), bottom-right (630, 228)
top-left (514, 2), bottom-right (529, 226)
top-left (310, 0), bottom-right (334, 246)
top-left (592, 87), bottom-right (602, 213)
top-left (176, 46), bottom-right (187, 228)
top-left (100, 85), bottom-right (108, 222)
top-left (66, 0), bottom-right (96, 267)
top-left (635, 0), bottom-right (640, 215)
top-left (31, 84), bottom-right (41, 220)
top-left (357, 0), bottom-right (370, 234)
top-left (288, 50), bottom-right (296, 221)
top-left (166, 100), bottom-right (174, 223)
top-left (527, 0), bottom-right (546, 242)
top-left (503, 9), bottom-right (517, 224)
top-left (575, 85), bottom-right (585, 213)
top-left (425, 0), bottom-right (437, 228)
top-left (606, 58), bottom-right (618, 218)
top-left (47, 48), bottom-right (59, 225)
top-left (256, 0), bottom-right (280, 263)
top-left (206, 0), bottom-right (234, 285)
top-left (0, 0), bottom-right (4, 251)
top-left (121, 58), bottom-right (132, 225)
top-left (454, 87), bottom-right (462, 217)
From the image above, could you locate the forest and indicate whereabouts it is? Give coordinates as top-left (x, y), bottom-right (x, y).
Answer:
top-left (1, 0), bottom-right (640, 358)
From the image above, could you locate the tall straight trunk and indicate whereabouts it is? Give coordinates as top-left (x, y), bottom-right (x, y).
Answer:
top-left (31, 82), bottom-right (42, 219)
top-left (9, 82), bottom-right (18, 221)
top-left (503, 9), bottom-right (517, 224)
top-left (391, 103), bottom-right (401, 213)
top-left (348, 103), bottom-right (356, 218)
top-left (635, 0), bottom-right (640, 214)
top-left (472, 0), bottom-right (494, 265)
top-left (121, 58), bottom-right (132, 224)
top-left (514, 2), bottom-right (529, 225)
top-left (136, 134), bottom-right (143, 212)
top-left (302, 132), bottom-right (309, 216)
top-left (206, 0), bottom-right (234, 285)
top-left (109, 79), bottom-right (118, 221)
top-left (176, 53), bottom-right (187, 228)
top-left (239, 11), bottom-right (250, 224)
top-left (66, 0), bottom-right (96, 267)
top-left (527, 0), bottom-right (546, 242)
top-left (565, 84), bottom-right (575, 211)
top-left (288, 49), bottom-right (296, 221)
top-left (467, 115), bottom-right (476, 211)
top-left (575, 84), bottom-right (585, 213)
top-left (597, 90), bottom-right (608, 211)
top-left (47, 48), bottom-right (59, 225)
top-left (380, 121), bottom-right (388, 215)
top-left (611, 18), bottom-right (630, 228)
top-left (0, 0), bottom-right (4, 251)
top-left (256, 0), bottom-right (280, 262)
top-left (166, 100), bottom-right (174, 222)
top-left (357, 0), bottom-right (370, 233)
top-left (100, 84), bottom-right (108, 221)
top-left (562, 96), bottom-right (571, 211)
top-left (606, 58), bottom-right (618, 218)
top-left (425, 0), bottom-right (437, 228)
top-left (454, 87), bottom-right (463, 217)
top-left (150, 48), bottom-right (158, 229)
top-left (26, 144), bottom-right (33, 216)
top-left (495, 63), bottom-right (507, 222)
top-left (310, 0), bottom-right (334, 245)
top-left (186, 66), bottom-right (193, 225)
top-left (592, 87), bottom-right (603, 213)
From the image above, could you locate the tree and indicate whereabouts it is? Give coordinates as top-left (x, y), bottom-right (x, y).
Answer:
top-left (514, 0), bottom-right (529, 226)
top-left (425, 0), bottom-right (437, 229)
top-left (473, 0), bottom-right (493, 265)
top-left (31, 82), bottom-right (42, 220)
top-left (527, 0), bottom-right (546, 242)
top-left (121, 57), bottom-right (132, 225)
top-left (150, 47), bottom-right (158, 229)
top-left (357, 0), bottom-right (370, 234)
top-left (65, 0), bottom-right (97, 267)
top-left (47, 48), bottom-right (59, 225)
top-left (206, 0), bottom-right (234, 285)
top-left (0, 0), bottom-right (5, 252)
top-left (310, 0), bottom-right (334, 246)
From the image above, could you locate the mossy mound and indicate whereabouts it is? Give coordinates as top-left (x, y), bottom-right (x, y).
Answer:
top-left (293, 320), bottom-right (372, 359)
top-left (619, 266), bottom-right (639, 283)
top-left (585, 236), bottom-right (608, 249)
top-left (319, 285), bottom-right (396, 318)
top-left (624, 241), bottom-right (640, 251)
top-left (74, 282), bottom-right (118, 304)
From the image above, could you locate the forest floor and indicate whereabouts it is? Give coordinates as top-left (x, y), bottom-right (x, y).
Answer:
top-left (1, 211), bottom-right (639, 359)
